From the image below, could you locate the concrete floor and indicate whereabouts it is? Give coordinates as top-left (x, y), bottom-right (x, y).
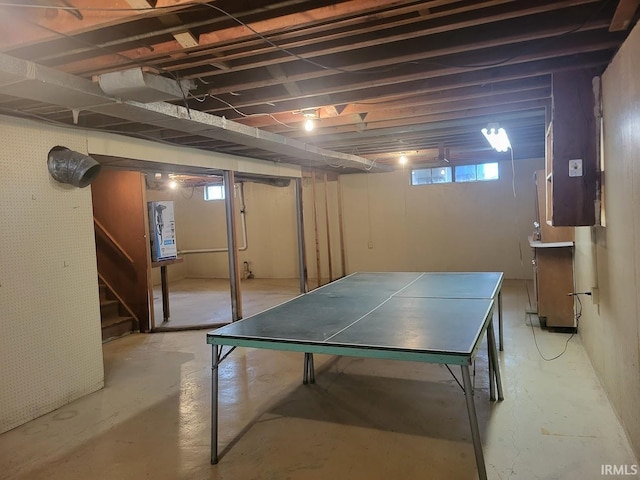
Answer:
top-left (152, 277), bottom-right (307, 329)
top-left (1, 279), bottom-right (638, 479)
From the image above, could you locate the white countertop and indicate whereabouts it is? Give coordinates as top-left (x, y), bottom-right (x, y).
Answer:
top-left (528, 236), bottom-right (574, 248)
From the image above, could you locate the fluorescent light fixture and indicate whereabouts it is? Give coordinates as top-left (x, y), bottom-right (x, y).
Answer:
top-left (481, 124), bottom-right (511, 152)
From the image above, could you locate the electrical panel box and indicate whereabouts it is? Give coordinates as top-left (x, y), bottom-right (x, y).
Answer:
top-left (148, 201), bottom-right (177, 262)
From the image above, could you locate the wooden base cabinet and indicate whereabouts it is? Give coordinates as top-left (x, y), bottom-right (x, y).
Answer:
top-left (532, 169), bottom-right (576, 329)
top-left (533, 245), bottom-right (575, 328)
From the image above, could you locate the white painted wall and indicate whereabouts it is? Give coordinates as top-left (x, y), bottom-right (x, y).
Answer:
top-left (574, 20), bottom-right (640, 458)
top-left (340, 158), bottom-right (541, 278)
top-left (151, 182), bottom-right (301, 280)
top-left (153, 158), bottom-right (539, 283)
top-left (0, 116), bottom-right (104, 434)
top-left (0, 114), bottom-right (303, 433)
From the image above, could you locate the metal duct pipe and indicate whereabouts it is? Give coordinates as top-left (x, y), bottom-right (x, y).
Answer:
top-left (47, 146), bottom-right (101, 188)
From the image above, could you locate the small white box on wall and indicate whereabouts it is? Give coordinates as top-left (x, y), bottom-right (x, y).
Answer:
top-left (148, 201), bottom-right (177, 261)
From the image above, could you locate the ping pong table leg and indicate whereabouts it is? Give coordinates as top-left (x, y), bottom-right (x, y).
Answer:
top-left (303, 353), bottom-right (316, 384)
top-left (461, 365), bottom-right (488, 480)
top-left (211, 345), bottom-right (220, 464)
top-left (308, 353), bottom-right (315, 384)
top-left (498, 290), bottom-right (504, 351)
top-left (303, 353), bottom-right (309, 384)
top-left (488, 339), bottom-right (495, 402)
top-left (487, 320), bottom-right (504, 401)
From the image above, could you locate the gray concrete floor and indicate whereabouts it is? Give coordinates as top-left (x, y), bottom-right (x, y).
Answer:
top-left (152, 277), bottom-right (308, 329)
top-left (1, 279), bottom-right (638, 479)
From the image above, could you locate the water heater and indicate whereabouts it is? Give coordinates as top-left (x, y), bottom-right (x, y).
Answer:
top-left (148, 201), bottom-right (177, 261)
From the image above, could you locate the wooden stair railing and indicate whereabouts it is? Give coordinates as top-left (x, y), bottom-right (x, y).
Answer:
top-left (93, 217), bottom-right (141, 328)
top-left (97, 272), bottom-right (140, 328)
top-left (94, 218), bottom-right (135, 265)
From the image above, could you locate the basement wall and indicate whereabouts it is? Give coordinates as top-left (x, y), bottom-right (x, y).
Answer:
top-left (574, 20), bottom-right (640, 458)
top-left (149, 177), bottom-right (343, 283)
top-left (148, 182), bottom-right (300, 280)
top-left (0, 114), bottom-right (303, 433)
top-left (0, 116), bottom-right (104, 434)
top-left (340, 157), bottom-right (541, 278)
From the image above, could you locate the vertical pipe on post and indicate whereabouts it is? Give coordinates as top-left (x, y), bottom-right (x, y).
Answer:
top-left (337, 176), bottom-right (347, 278)
top-left (323, 173), bottom-right (333, 282)
top-left (311, 171), bottom-right (321, 289)
top-left (295, 178), bottom-right (308, 294)
top-left (223, 170), bottom-right (242, 321)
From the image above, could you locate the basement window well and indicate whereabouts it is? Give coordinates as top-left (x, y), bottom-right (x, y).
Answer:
top-left (411, 162), bottom-right (499, 186)
top-left (455, 162), bottom-right (499, 182)
top-left (411, 166), bottom-right (453, 185)
top-left (204, 184), bottom-right (225, 201)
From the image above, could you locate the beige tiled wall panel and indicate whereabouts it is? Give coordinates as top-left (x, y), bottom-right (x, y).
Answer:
top-left (0, 116), bottom-right (104, 433)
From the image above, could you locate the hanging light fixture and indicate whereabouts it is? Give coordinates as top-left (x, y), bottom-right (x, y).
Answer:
top-left (481, 123), bottom-right (511, 152)
top-left (301, 108), bottom-right (319, 132)
top-left (304, 117), bottom-right (315, 132)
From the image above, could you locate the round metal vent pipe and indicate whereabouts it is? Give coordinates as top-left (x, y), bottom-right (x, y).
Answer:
top-left (47, 146), bottom-right (101, 188)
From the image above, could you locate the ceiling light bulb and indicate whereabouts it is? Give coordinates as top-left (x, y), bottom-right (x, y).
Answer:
top-left (168, 180), bottom-right (178, 189)
top-left (304, 118), bottom-right (315, 132)
top-left (399, 155), bottom-right (407, 165)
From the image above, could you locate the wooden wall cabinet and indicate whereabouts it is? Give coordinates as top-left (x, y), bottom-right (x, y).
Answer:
top-left (546, 69), bottom-right (598, 226)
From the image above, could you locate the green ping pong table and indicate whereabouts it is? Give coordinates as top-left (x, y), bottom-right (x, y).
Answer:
top-left (207, 272), bottom-right (504, 480)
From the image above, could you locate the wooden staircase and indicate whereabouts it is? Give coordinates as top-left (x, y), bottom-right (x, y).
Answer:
top-left (99, 282), bottom-right (136, 342)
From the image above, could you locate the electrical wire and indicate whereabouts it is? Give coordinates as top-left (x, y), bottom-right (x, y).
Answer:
top-left (531, 295), bottom-right (582, 361)
top-left (198, 3), bottom-right (408, 76)
top-left (0, 0), bottom-right (616, 76)
top-left (190, 92), bottom-right (297, 129)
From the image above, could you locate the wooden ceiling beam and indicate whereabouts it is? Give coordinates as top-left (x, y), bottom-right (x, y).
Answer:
top-left (55, 0), bottom-right (430, 74)
top-left (220, 77), bottom-right (552, 127)
top-left (54, 0), bottom-right (598, 77)
top-left (194, 20), bottom-right (608, 101)
top-left (263, 88), bottom-right (551, 136)
top-left (197, 48), bottom-right (611, 116)
top-left (609, 0), bottom-right (640, 31)
top-left (0, 0), bottom-right (210, 51)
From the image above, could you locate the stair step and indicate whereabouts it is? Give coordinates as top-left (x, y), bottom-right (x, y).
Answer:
top-left (99, 283), bottom-right (116, 302)
top-left (102, 316), bottom-right (135, 343)
top-left (100, 299), bottom-right (120, 318)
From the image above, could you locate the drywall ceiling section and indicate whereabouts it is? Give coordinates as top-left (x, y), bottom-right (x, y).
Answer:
top-left (0, 53), bottom-right (386, 173)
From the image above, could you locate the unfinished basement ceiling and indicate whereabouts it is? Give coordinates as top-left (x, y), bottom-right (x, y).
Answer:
top-left (0, 0), bottom-right (637, 173)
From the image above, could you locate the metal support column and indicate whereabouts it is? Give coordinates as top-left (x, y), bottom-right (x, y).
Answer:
top-left (223, 170), bottom-right (242, 321)
top-left (295, 177), bottom-right (308, 294)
